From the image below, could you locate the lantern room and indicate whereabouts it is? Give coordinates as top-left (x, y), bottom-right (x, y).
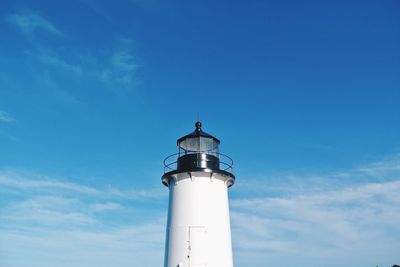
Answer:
top-left (177, 121), bottom-right (220, 156)
top-left (162, 121), bottom-right (234, 187)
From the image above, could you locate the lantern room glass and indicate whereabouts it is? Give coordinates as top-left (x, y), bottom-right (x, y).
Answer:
top-left (178, 136), bottom-right (219, 157)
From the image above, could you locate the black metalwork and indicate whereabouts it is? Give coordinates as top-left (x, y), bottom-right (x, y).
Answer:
top-left (163, 151), bottom-right (234, 173)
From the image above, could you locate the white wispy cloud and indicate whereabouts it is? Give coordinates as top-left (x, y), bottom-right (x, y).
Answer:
top-left (109, 49), bottom-right (138, 83)
top-left (357, 154), bottom-right (400, 178)
top-left (5, 10), bottom-right (63, 36)
top-left (25, 42), bottom-right (140, 89)
top-left (30, 50), bottom-right (83, 75)
top-left (0, 222), bottom-right (165, 267)
top-left (235, 154), bottom-right (400, 198)
top-left (230, 156), bottom-right (400, 267)
top-left (1, 155), bottom-right (399, 267)
top-left (0, 172), bottom-right (165, 199)
top-left (232, 180), bottom-right (400, 247)
top-left (0, 171), bottom-right (166, 266)
top-left (6, 10), bottom-right (140, 94)
top-left (90, 202), bottom-right (121, 212)
top-left (98, 40), bottom-right (141, 87)
top-left (0, 174), bottom-right (100, 195)
top-left (0, 110), bottom-right (15, 122)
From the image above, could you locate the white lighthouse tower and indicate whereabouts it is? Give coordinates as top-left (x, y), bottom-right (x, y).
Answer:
top-left (162, 122), bottom-right (235, 267)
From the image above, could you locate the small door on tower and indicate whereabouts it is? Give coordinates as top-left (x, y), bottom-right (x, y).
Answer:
top-left (189, 226), bottom-right (208, 267)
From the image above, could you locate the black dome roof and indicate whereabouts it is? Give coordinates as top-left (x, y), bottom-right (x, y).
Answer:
top-left (177, 121), bottom-right (220, 144)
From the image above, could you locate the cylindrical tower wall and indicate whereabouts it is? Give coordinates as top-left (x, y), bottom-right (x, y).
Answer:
top-left (164, 173), bottom-right (233, 267)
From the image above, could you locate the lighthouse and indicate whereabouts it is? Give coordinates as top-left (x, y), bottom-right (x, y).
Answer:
top-left (162, 122), bottom-right (235, 267)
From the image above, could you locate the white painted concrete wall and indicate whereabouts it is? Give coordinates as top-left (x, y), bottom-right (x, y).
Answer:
top-left (164, 172), bottom-right (233, 267)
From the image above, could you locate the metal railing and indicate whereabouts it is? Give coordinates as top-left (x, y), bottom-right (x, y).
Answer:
top-left (163, 151), bottom-right (234, 173)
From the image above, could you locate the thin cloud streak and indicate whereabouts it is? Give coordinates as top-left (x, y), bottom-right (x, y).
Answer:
top-left (0, 173), bottom-right (165, 199)
top-left (0, 111), bottom-right (15, 122)
top-left (0, 175), bottom-right (100, 195)
top-left (5, 11), bottom-right (63, 36)
top-left (235, 154), bottom-right (400, 197)
top-left (29, 50), bottom-right (83, 75)
top-left (24, 42), bottom-right (140, 89)
top-left (357, 154), bottom-right (400, 177)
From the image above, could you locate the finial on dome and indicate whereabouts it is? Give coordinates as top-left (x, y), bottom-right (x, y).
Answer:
top-left (195, 121), bottom-right (202, 131)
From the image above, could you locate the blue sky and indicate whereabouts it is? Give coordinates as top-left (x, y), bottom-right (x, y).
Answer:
top-left (0, 0), bottom-right (399, 266)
